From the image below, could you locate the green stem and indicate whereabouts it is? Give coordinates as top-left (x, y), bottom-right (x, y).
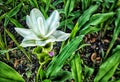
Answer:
top-left (36, 63), bottom-right (43, 82)
top-left (4, 29), bottom-right (10, 60)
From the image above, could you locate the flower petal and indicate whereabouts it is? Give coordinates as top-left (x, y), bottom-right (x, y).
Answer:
top-left (15, 28), bottom-right (40, 40)
top-left (26, 15), bottom-right (33, 29)
top-left (45, 22), bottom-right (59, 37)
top-left (29, 8), bottom-right (45, 36)
top-left (30, 8), bottom-right (45, 20)
top-left (49, 51), bottom-right (54, 57)
top-left (37, 17), bottom-right (47, 36)
top-left (35, 40), bottom-right (47, 46)
top-left (35, 36), bottom-right (56, 46)
top-left (46, 10), bottom-right (60, 36)
top-left (52, 30), bottom-right (70, 41)
top-left (20, 39), bottom-right (36, 47)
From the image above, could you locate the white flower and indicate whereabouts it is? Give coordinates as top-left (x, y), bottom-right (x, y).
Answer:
top-left (15, 8), bottom-right (70, 47)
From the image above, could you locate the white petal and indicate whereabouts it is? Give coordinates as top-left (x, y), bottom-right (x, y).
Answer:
top-left (46, 10), bottom-right (60, 36)
top-left (35, 40), bottom-right (47, 46)
top-left (30, 8), bottom-right (45, 21)
top-left (29, 8), bottom-right (46, 36)
top-left (26, 15), bottom-right (40, 36)
top-left (26, 15), bottom-right (34, 31)
top-left (37, 17), bottom-right (47, 36)
top-left (52, 30), bottom-right (70, 41)
top-left (45, 22), bottom-right (59, 37)
top-left (35, 36), bottom-right (56, 46)
top-left (47, 10), bottom-right (60, 26)
top-left (20, 39), bottom-right (36, 47)
top-left (15, 28), bottom-right (40, 40)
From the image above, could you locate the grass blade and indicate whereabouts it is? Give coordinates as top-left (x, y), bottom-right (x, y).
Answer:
top-left (100, 63), bottom-right (119, 82)
top-left (51, 71), bottom-right (72, 82)
top-left (69, 0), bottom-right (75, 14)
top-left (4, 3), bottom-right (22, 26)
top-left (5, 28), bottom-right (31, 61)
top-left (0, 61), bottom-right (25, 82)
top-left (106, 9), bottom-right (120, 56)
top-left (80, 12), bottom-right (115, 35)
top-left (94, 45), bottom-right (120, 82)
top-left (46, 35), bottom-right (84, 78)
top-left (7, 16), bottom-right (24, 28)
top-left (29, 0), bottom-right (39, 8)
top-left (71, 53), bottom-right (82, 82)
top-left (64, 0), bottom-right (70, 16)
top-left (69, 22), bottom-right (78, 41)
top-left (77, 5), bottom-right (99, 30)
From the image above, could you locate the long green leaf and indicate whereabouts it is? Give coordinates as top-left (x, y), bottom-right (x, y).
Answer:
top-left (69, 0), bottom-right (75, 14)
top-left (106, 8), bottom-right (120, 56)
top-left (64, 0), bottom-right (75, 16)
top-left (45, 0), bottom-right (51, 12)
top-left (77, 5), bottom-right (99, 30)
top-left (52, 0), bottom-right (63, 6)
top-left (6, 3), bottom-right (22, 17)
top-left (88, 12), bottom-right (114, 26)
top-left (80, 12), bottom-right (115, 35)
top-left (71, 53), bottom-right (82, 82)
top-left (80, 25), bottom-right (101, 35)
top-left (4, 3), bottom-right (22, 26)
top-left (69, 22), bottom-right (78, 41)
top-left (0, 61), bottom-right (25, 82)
top-left (51, 70), bottom-right (72, 82)
top-left (100, 63), bottom-right (119, 82)
top-left (84, 65), bottom-right (94, 79)
top-left (81, 0), bottom-right (92, 10)
top-left (46, 35), bottom-right (84, 78)
top-left (64, 0), bottom-right (70, 16)
top-left (7, 16), bottom-right (24, 28)
top-left (29, 0), bottom-right (39, 8)
top-left (0, 33), bottom-right (5, 49)
top-left (94, 45), bottom-right (120, 82)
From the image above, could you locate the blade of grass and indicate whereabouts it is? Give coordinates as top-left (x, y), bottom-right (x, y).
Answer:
top-left (6, 16), bottom-right (24, 28)
top-left (52, 0), bottom-right (63, 6)
top-left (81, 0), bottom-right (92, 10)
top-left (6, 3), bottom-right (22, 17)
top-left (71, 53), bottom-right (82, 82)
top-left (0, 32), bottom-right (10, 60)
top-left (46, 35), bottom-right (84, 78)
top-left (64, 0), bottom-right (70, 16)
top-left (80, 25), bottom-right (101, 35)
top-left (64, 0), bottom-right (75, 17)
top-left (106, 9), bottom-right (120, 57)
top-left (5, 28), bottom-right (31, 61)
top-left (0, 61), bottom-right (25, 82)
top-left (29, 0), bottom-right (39, 8)
top-left (77, 4), bottom-right (99, 30)
top-left (0, 33), bottom-right (5, 49)
top-left (100, 63), bottom-right (119, 82)
top-left (69, 0), bottom-right (75, 14)
top-left (40, 6), bottom-right (48, 19)
top-left (80, 12), bottom-right (115, 35)
top-left (94, 45), bottom-right (120, 82)
top-left (68, 22), bottom-right (78, 41)
top-left (0, 47), bottom-right (17, 55)
top-left (3, 29), bottom-right (9, 60)
top-left (45, 0), bottom-right (51, 12)
top-left (51, 70), bottom-right (72, 82)
top-left (4, 3), bottom-right (22, 26)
